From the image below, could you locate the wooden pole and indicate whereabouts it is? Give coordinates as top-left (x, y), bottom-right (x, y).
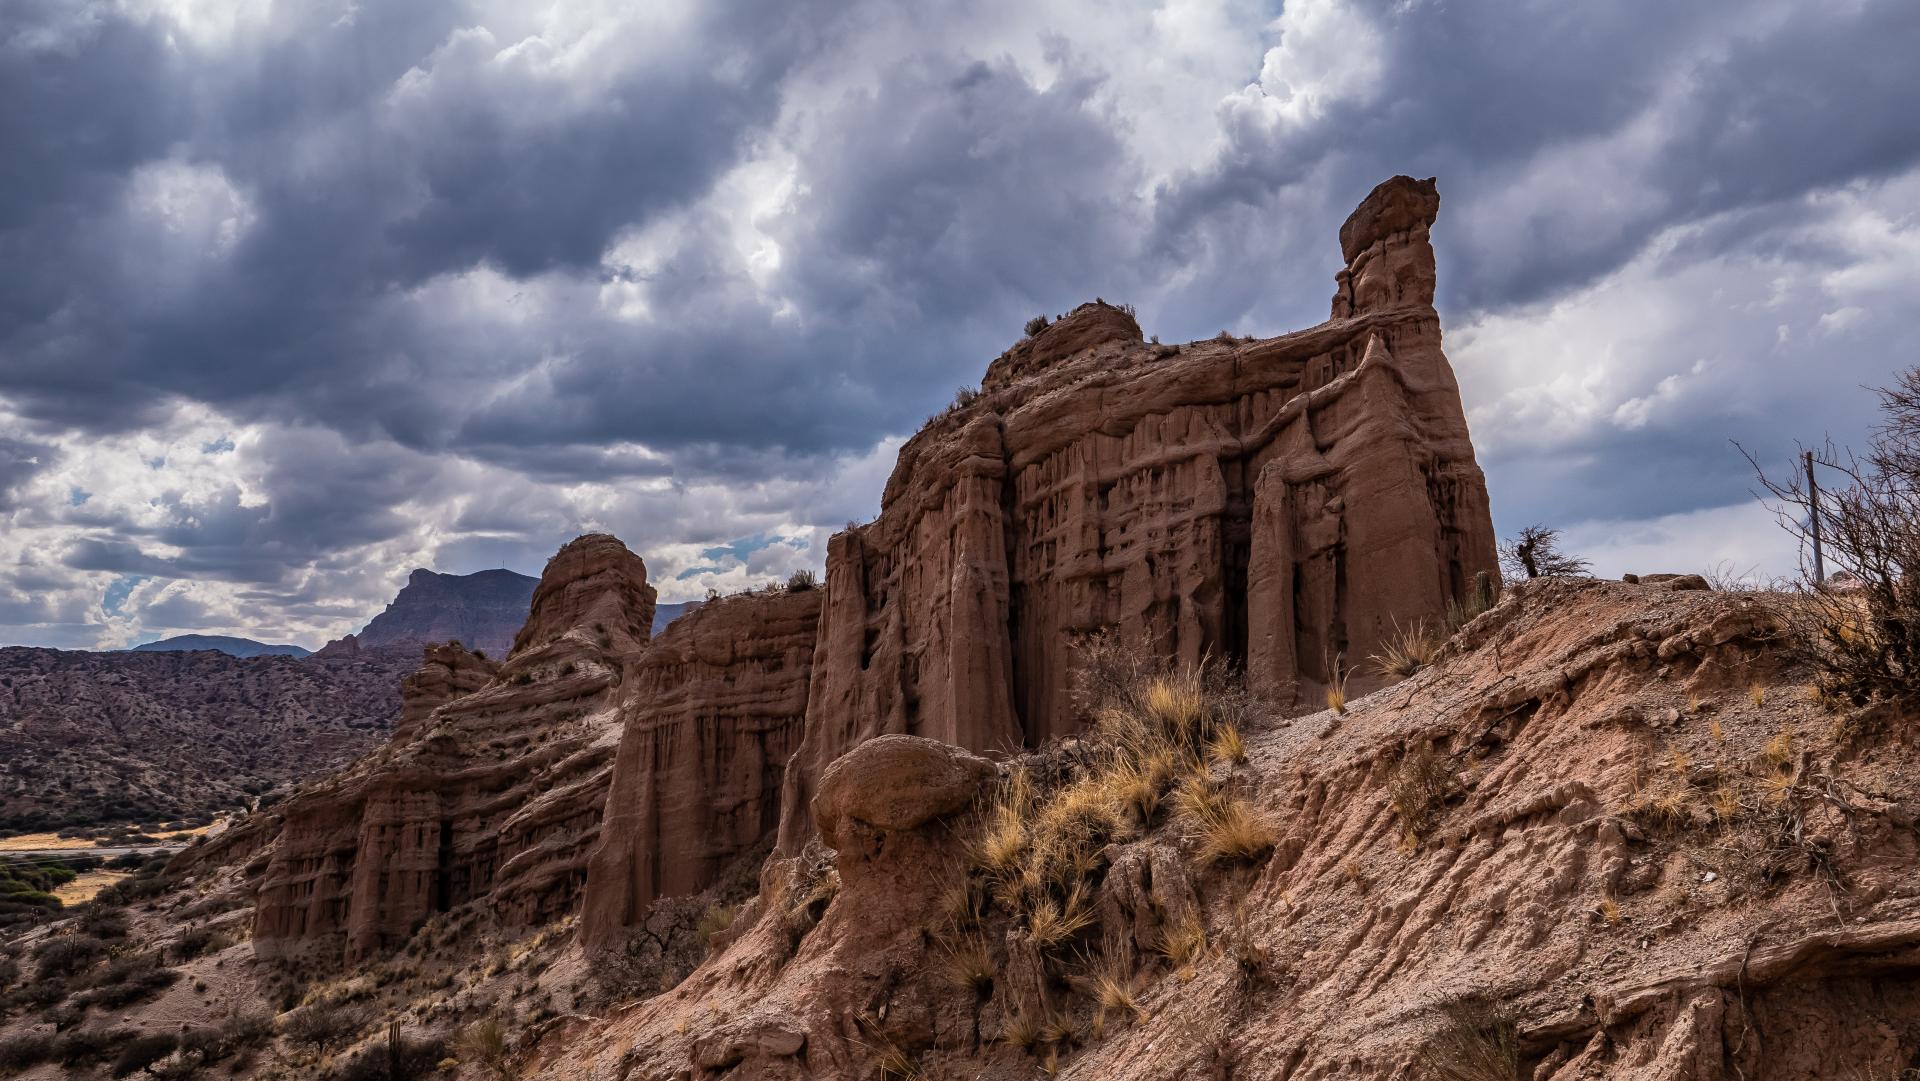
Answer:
top-left (1807, 450), bottom-right (1825, 585)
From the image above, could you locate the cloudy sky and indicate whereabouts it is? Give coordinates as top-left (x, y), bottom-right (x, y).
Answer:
top-left (2, 0), bottom-right (1916, 649)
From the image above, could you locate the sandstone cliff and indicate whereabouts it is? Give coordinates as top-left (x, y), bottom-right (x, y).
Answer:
top-left (777, 174), bottom-right (1496, 853)
top-left (579, 588), bottom-right (820, 949)
top-left (248, 534), bottom-right (653, 961)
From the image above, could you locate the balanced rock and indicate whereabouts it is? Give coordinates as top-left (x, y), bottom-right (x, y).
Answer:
top-left (811, 734), bottom-right (995, 852)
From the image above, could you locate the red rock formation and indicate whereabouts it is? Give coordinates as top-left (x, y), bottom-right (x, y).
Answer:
top-left (578, 588), bottom-right (819, 949)
top-left (776, 175), bottom-right (1496, 852)
top-left (250, 534), bottom-right (654, 960)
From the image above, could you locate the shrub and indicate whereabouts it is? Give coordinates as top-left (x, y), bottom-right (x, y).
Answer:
top-left (1024, 314), bottom-right (1051, 337)
top-left (35, 934), bottom-right (105, 978)
top-left (786, 569), bottom-right (818, 593)
top-left (172, 925), bottom-right (230, 961)
top-left (0, 954), bottom-right (17, 988)
top-left (79, 906), bottom-right (132, 939)
top-left (53, 1026), bottom-right (134, 1066)
top-left (1498, 524), bottom-right (1589, 580)
top-left (1370, 619), bottom-right (1441, 679)
top-left (111, 1032), bottom-right (179, 1078)
top-left (283, 1001), bottom-right (371, 1050)
top-left (330, 1031), bottom-right (448, 1081)
top-left (180, 1011), bottom-right (273, 1063)
top-left (74, 965), bottom-right (178, 1009)
top-left (458, 1016), bottom-right (517, 1081)
top-left (697, 903), bottom-right (738, 948)
top-left (0, 1033), bottom-right (54, 1071)
top-left (1416, 1001), bottom-right (1522, 1081)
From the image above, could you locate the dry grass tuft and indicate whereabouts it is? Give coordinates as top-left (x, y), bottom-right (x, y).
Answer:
top-left (939, 934), bottom-right (995, 994)
top-left (1711, 783), bottom-right (1744, 824)
top-left (1596, 896), bottom-right (1622, 925)
top-left (1370, 620), bottom-right (1441, 679)
top-left (1417, 1001), bottom-right (1523, 1081)
top-left (1206, 724), bottom-right (1247, 767)
top-left (1749, 684), bottom-right (1767, 707)
top-left (1156, 915), bottom-right (1208, 970)
top-left (1763, 726), bottom-right (1796, 770)
top-left (1027, 883), bottom-right (1096, 948)
top-left (1002, 1011), bottom-right (1043, 1050)
top-left (1389, 743), bottom-right (1454, 845)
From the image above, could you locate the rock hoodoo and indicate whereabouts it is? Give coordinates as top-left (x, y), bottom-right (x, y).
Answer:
top-left (774, 174), bottom-right (1497, 853)
top-left (249, 534), bottom-right (654, 960)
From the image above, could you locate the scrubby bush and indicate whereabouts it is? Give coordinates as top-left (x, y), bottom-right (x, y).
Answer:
top-left (180, 1010), bottom-right (273, 1063)
top-left (73, 959), bottom-right (178, 1009)
top-left (330, 1031), bottom-right (448, 1081)
top-left (35, 934), bottom-right (105, 978)
top-left (171, 925), bottom-right (230, 961)
top-left (1498, 524), bottom-right (1589, 580)
top-left (53, 1025), bottom-right (134, 1066)
top-left (1023, 314), bottom-right (1050, 337)
top-left (786, 569), bottom-right (818, 593)
top-left (0, 1033), bottom-right (54, 1070)
top-left (1754, 367), bottom-right (1920, 707)
top-left (111, 1032), bottom-right (179, 1077)
top-left (79, 905), bottom-right (132, 939)
top-left (283, 1000), bottom-right (371, 1050)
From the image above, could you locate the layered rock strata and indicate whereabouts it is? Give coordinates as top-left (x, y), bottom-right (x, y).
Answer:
top-left (776, 175), bottom-right (1497, 852)
top-left (250, 534), bottom-right (654, 960)
top-left (579, 589), bottom-right (821, 949)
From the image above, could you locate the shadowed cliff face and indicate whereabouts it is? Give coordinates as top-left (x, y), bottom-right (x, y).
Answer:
top-left (774, 173), bottom-right (1497, 855)
top-left (325, 567), bottom-right (540, 660)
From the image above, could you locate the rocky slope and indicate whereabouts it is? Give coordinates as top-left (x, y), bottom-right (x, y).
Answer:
top-left (315, 568), bottom-right (539, 660)
top-left (0, 647), bottom-right (413, 833)
top-left (540, 577), bottom-right (1920, 1081)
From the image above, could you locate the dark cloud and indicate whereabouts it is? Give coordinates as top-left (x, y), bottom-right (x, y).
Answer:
top-left (2, 0), bottom-right (1918, 645)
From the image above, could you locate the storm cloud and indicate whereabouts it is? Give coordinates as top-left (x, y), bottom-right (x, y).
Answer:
top-left (3, 0), bottom-right (1917, 648)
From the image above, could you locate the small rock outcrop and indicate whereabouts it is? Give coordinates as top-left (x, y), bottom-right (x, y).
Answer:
top-left (250, 535), bottom-right (654, 960)
top-left (776, 175), bottom-right (1497, 853)
top-left (579, 589), bottom-right (820, 949)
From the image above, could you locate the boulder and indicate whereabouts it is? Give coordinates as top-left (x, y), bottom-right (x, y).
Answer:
top-left (811, 734), bottom-right (995, 851)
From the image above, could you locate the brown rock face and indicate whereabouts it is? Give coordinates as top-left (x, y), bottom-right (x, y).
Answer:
top-left (578, 588), bottom-right (819, 950)
top-left (250, 534), bottom-right (655, 961)
top-left (776, 175), bottom-right (1496, 852)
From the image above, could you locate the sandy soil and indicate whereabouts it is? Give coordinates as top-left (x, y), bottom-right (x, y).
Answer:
top-left (52, 869), bottom-right (130, 905)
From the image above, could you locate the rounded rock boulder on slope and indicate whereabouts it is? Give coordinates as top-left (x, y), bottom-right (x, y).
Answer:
top-left (812, 734), bottom-right (995, 850)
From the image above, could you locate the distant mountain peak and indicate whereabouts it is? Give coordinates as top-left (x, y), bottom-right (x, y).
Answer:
top-left (130, 634), bottom-right (312, 659)
top-left (321, 566), bottom-right (541, 659)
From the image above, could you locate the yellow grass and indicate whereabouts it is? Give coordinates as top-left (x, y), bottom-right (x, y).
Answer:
top-left (53, 870), bottom-right (129, 906)
top-left (0, 832), bottom-right (97, 852)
